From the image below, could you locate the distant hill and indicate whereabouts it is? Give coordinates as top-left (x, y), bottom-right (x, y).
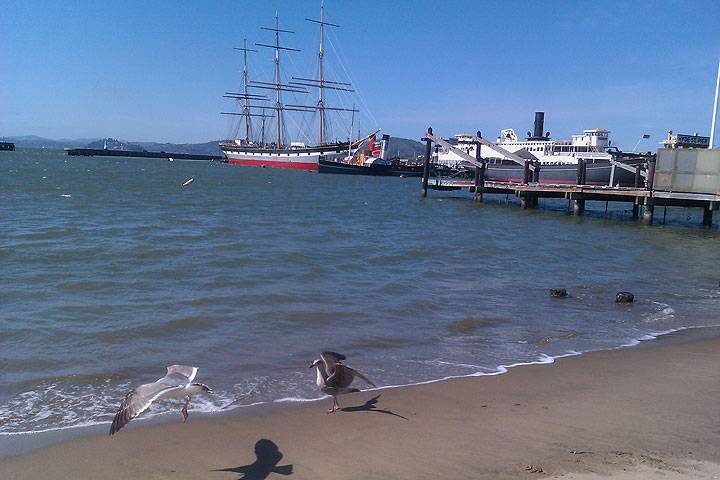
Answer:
top-left (2, 135), bottom-right (423, 158)
top-left (2, 136), bottom-right (222, 155)
top-left (386, 137), bottom-right (425, 160)
top-left (1, 135), bottom-right (97, 149)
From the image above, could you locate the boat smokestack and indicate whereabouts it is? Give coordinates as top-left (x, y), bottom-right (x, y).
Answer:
top-left (533, 112), bottom-right (545, 140)
top-left (380, 134), bottom-right (390, 160)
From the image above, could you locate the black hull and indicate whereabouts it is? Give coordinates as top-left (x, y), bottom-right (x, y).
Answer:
top-left (65, 148), bottom-right (222, 161)
top-left (478, 159), bottom-right (645, 187)
top-left (318, 159), bottom-right (425, 177)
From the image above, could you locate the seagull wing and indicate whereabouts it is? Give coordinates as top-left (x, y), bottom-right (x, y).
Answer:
top-left (327, 364), bottom-right (375, 389)
top-left (165, 365), bottom-right (198, 382)
top-left (344, 365), bottom-right (376, 388)
top-left (326, 363), bottom-right (353, 388)
top-left (109, 381), bottom-right (184, 435)
top-left (320, 352), bottom-right (346, 376)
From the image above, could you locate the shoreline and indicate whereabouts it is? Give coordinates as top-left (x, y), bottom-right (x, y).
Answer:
top-left (2, 328), bottom-right (720, 478)
top-left (2, 323), bottom-right (717, 459)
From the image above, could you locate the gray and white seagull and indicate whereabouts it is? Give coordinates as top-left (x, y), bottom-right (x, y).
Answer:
top-left (109, 365), bottom-right (212, 435)
top-left (310, 351), bottom-right (375, 413)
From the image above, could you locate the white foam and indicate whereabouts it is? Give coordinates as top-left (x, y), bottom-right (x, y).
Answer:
top-left (4, 326), bottom-right (720, 437)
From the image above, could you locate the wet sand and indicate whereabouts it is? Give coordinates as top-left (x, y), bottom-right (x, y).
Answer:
top-left (2, 333), bottom-right (720, 479)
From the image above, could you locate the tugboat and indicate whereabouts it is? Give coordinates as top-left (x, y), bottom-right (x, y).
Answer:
top-left (317, 134), bottom-right (426, 176)
top-left (219, 4), bottom-right (374, 170)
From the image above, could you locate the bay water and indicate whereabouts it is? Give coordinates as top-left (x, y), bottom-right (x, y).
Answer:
top-left (2, 148), bottom-right (720, 439)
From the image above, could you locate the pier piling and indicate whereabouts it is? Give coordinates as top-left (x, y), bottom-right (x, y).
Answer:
top-left (642, 199), bottom-right (654, 225)
top-left (703, 206), bottom-right (713, 226)
top-left (646, 157), bottom-right (656, 190)
top-left (421, 127), bottom-right (432, 198)
top-left (576, 159), bottom-right (587, 185)
top-left (532, 160), bottom-right (541, 183)
top-left (573, 196), bottom-right (585, 216)
top-left (473, 133), bottom-right (484, 201)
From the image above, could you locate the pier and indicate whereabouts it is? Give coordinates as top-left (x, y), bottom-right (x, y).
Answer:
top-left (65, 148), bottom-right (223, 161)
top-left (420, 127), bottom-right (720, 227)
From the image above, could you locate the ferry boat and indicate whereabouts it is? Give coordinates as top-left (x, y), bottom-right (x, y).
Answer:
top-left (219, 4), bottom-right (372, 170)
top-left (436, 112), bottom-right (648, 186)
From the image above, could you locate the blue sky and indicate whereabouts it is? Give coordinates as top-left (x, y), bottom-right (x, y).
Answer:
top-left (1, 0), bottom-right (719, 150)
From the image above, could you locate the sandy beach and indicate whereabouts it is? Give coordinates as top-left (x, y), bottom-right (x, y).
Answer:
top-left (2, 332), bottom-right (720, 479)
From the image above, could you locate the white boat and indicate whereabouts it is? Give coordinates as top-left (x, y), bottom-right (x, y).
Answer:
top-left (437, 112), bottom-right (613, 167)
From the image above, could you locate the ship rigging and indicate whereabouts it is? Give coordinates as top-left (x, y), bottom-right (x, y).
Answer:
top-left (219, 3), bottom-right (373, 170)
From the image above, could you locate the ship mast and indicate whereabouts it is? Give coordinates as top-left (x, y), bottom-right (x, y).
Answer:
top-left (221, 39), bottom-right (272, 143)
top-left (272, 15), bottom-right (282, 147)
top-left (237, 39), bottom-right (256, 143)
top-left (282, 4), bottom-right (357, 146)
top-left (253, 15), bottom-right (305, 148)
top-left (317, 3), bottom-right (326, 143)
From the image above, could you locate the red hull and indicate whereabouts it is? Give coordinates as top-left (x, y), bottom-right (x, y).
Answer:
top-left (226, 158), bottom-right (318, 170)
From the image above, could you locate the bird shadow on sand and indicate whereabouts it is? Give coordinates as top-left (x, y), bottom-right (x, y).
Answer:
top-left (214, 439), bottom-right (293, 480)
top-left (341, 394), bottom-right (409, 420)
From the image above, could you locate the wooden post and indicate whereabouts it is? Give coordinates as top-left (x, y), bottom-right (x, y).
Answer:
top-left (634, 164), bottom-right (642, 188)
top-left (532, 160), bottom-right (540, 182)
top-left (703, 205), bottom-right (713, 226)
top-left (609, 164), bottom-right (616, 187)
top-left (473, 133), bottom-right (483, 201)
top-left (421, 127), bottom-right (432, 197)
top-left (479, 162), bottom-right (486, 200)
top-left (473, 166), bottom-right (481, 201)
top-left (632, 199), bottom-right (639, 219)
top-left (646, 157), bottom-right (656, 191)
top-left (573, 196), bottom-right (585, 215)
top-left (576, 159), bottom-right (586, 185)
top-left (523, 160), bottom-right (530, 184)
top-left (642, 198), bottom-right (654, 225)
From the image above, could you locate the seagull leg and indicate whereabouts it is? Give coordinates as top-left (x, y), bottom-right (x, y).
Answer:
top-left (327, 396), bottom-right (339, 414)
top-left (181, 395), bottom-right (190, 423)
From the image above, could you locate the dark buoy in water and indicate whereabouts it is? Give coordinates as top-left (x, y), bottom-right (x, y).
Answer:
top-left (549, 288), bottom-right (568, 298)
top-left (615, 292), bottom-right (634, 303)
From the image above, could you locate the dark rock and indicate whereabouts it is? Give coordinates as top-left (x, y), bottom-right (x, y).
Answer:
top-left (615, 292), bottom-right (634, 303)
top-left (549, 288), bottom-right (568, 298)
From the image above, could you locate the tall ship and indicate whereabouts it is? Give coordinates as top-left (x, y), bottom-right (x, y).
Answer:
top-left (219, 4), bottom-right (371, 170)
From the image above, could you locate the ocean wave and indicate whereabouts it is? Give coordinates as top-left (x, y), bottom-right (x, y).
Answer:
top-left (446, 316), bottom-right (500, 334)
top-left (5, 327), bottom-right (710, 437)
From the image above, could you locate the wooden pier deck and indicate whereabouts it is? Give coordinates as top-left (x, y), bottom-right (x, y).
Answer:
top-left (426, 177), bottom-right (720, 226)
top-left (419, 127), bottom-right (720, 227)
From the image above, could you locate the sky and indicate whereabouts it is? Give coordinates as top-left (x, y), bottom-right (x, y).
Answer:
top-left (1, 0), bottom-right (719, 150)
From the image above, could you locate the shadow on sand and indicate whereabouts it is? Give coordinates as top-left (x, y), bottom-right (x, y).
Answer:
top-left (214, 439), bottom-right (293, 480)
top-left (341, 394), bottom-right (409, 420)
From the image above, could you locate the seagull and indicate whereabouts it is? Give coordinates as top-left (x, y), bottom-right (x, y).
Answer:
top-left (109, 365), bottom-right (212, 435)
top-left (310, 351), bottom-right (375, 413)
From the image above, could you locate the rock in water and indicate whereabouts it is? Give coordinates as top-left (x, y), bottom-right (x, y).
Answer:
top-left (549, 288), bottom-right (568, 298)
top-left (615, 292), bottom-right (634, 303)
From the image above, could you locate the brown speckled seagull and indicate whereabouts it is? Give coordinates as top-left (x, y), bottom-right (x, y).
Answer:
top-left (109, 365), bottom-right (212, 435)
top-left (310, 351), bottom-right (375, 413)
